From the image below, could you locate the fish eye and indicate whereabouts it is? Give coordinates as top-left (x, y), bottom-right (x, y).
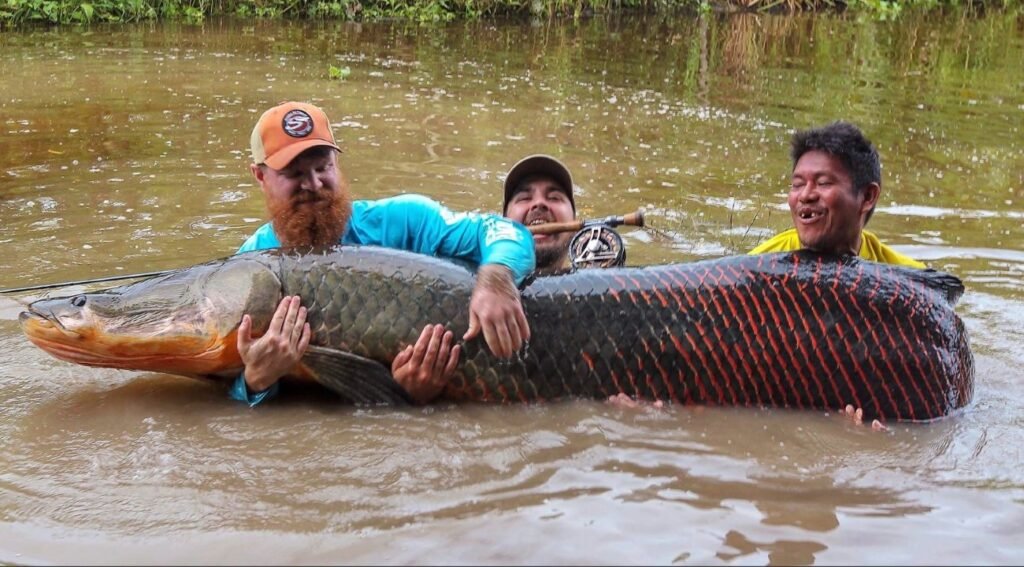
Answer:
top-left (71, 295), bottom-right (87, 307)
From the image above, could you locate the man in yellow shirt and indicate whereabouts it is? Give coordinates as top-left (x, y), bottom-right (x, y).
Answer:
top-left (749, 121), bottom-right (925, 269)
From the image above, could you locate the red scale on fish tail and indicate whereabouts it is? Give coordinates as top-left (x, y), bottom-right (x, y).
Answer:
top-left (647, 267), bottom-right (707, 401)
top-left (645, 340), bottom-right (677, 402)
top-left (601, 369), bottom-right (621, 399)
top-left (824, 277), bottom-right (883, 415)
top-left (697, 266), bottom-right (747, 405)
top-left (860, 290), bottom-right (917, 419)
top-left (953, 330), bottom-right (975, 408)
top-left (734, 264), bottom-right (781, 407)
top-left (649, 284), bottom-right (671, 309)
top-left (901, 285), bottom-right (948, 401)
top-left (733, 290), bottom-right (778, 405)
top-left (581, 351), bottom-right (596, 374)
top-left (834, 257), bottom-right (863, 293)
top-left (888, 306), bottom-right (942, 419)
top-left (915, 336), bottom-right (949, 416)
top-left (648, 268), bottom-right (688, 314)
top-left (825, 330), bottom-right (876, 413)
top-left (839, 264), bottom-right (900, 414)
top-left (752, 273), bottom-right (806, 408)
top-left (643, 345), bottom-right (667, 399)
top-left (680, 270), bottom-right (731, 404)
top-left (796, 260), bottom-right (858, 409)
top-left (761, 272), bottom-right (819, 409)
top-left (636, 338), bottom-right (658, 399)
top-left (866, 263), bottom-right (884, 300)
top-left (608, 358), bottom-right (627, 396)
top-left (734, 273), bottom-right (782, 408)
top-left (702, 293), bottom-right (743, 405)
top-left (869, 275), bottom-right (937, 419)
top-left (625, 368), bottom-right (642, 400)
top-left (710, 265), bottom-right (765, 406)
top-left (657, 267), bottom-right (698, 312)
top-left (779, 281), bottom-right (837, 409)
top-left (608, 277), bottom-right (623, 301)
top-left (660, 323), bottom-right (699, 397)
top-left (904, 280), bottom-right (920, 320)
top-left (668, 299), bottom-right (712, 404)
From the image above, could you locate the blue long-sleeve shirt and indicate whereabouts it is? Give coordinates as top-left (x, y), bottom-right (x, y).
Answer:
top-left (230, 194), bottom-right (535, 406)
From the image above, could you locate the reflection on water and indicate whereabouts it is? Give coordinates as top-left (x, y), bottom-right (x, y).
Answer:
top-left (1, 10), bottom-right (1023, 565)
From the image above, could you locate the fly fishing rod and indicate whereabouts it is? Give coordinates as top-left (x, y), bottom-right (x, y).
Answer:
top-left (0, 270), bottom-right (177, 294)
top-left (527, 210), bottom-right (644, 235)
top-left (0, 209), bottom-right (647, 294)
top-left (528, 209), bottom-right (645, 269)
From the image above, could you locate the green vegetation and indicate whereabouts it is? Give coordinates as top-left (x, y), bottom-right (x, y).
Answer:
top-left (328, 64), bottom-right (352, 80)
top-left (0, 0), bottom-right (1019, 24)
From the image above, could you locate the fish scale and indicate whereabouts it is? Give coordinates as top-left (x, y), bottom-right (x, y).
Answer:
top-left (20, 246), bottom-right (974, 421)
top-left (263, 247), bottom-right (973, 419)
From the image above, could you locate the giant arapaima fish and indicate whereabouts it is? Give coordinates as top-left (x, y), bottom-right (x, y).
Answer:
top-left (19, 246), bottom-right (974, 421)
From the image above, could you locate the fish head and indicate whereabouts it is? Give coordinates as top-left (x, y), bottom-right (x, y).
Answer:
top-left (19, 256), bottom-right (282, 378)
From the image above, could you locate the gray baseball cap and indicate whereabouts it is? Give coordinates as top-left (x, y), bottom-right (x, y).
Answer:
top-left (502, 154), bottom-right (575, 213)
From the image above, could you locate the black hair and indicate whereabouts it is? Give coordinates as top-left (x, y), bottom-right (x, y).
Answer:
top-left (791, 121), bottom-right (881, 224)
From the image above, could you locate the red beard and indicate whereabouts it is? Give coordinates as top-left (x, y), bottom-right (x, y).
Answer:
top-left (268, 182), bottom-right (353, 249)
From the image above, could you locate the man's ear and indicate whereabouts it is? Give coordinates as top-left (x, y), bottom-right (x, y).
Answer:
top-left (861, 182), bottom-right (880, 214)
top-left (249, 163), bottom-right (264, 182)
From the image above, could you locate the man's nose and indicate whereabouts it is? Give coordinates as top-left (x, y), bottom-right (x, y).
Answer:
top-left (299, 172), bottom-right (320, 191)
top-left (797, 183), bottom-right (818, 201)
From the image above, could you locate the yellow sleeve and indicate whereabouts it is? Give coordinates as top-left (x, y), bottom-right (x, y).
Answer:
top-left (750, 229), bottom-right (926, 269)
top-left (748, 229), bottom-right (802, 255)
top-left (859, 231), bottom-right (927, 269)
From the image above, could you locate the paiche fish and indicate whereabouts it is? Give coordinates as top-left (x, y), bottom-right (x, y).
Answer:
top-left (19, 246), bottom-right (974, 421)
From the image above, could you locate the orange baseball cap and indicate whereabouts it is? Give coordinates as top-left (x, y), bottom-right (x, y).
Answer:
top-left (250, 101), bottom-right (340, 169)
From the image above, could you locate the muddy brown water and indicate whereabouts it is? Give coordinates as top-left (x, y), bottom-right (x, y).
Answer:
top-left (1, 11), bottom-right (1023, 565)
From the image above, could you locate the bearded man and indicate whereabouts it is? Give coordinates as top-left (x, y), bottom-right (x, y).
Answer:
top-left (230, 101), bottom-right (535, 406)
top-left (500, 154), bottom-right (578, 275)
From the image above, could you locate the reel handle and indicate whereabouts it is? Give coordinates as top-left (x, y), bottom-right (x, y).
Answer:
top-left (527, 209), bottom-right (645, 235)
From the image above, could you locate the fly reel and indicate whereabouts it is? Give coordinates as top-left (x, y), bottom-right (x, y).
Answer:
top-left (568, 224), bottom-right (627, 269)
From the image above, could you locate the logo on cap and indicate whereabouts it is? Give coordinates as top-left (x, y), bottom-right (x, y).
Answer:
top-left (282, 110), bottom-right (314, 138)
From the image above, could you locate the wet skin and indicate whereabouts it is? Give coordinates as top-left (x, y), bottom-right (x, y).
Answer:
top-left (788, 150), bottom-right (879, 256)
top-left (505, 177), bottom-right (575, 273)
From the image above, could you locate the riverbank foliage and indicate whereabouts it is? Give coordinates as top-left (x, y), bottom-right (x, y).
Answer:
top-left (1, 0), bottom-right (1019, 24)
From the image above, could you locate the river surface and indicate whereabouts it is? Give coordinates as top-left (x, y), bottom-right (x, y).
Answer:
top-left (1, 10), bottom-right (1023, 565)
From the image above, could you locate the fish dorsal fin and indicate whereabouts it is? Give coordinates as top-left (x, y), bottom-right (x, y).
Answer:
top-left (791, 250), bottom-right (966, 306)
top-left (302, 345), bottom-right (413, 405)
top-left (902, 267), bottom-right (966, 306)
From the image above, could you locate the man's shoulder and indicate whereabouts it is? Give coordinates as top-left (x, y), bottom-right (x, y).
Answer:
top-left (237, 222), bottom-right (277, 254)
top-left (360, 194), bottom-right (439, 210)
top-left (860, 230), bottom-right (927, 269)
top-left (748, 229), bottom-right (800, 255)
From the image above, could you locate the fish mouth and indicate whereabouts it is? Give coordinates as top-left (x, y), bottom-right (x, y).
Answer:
top-left (20, 309), bottom-right (233, 373)
top-left (19, 311), bottom-right (82, 339)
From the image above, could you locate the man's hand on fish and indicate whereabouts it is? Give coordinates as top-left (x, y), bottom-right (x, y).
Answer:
top-left (392, 324), bottom-right (461, 404)
top-left (463, 264), bottom-right (531, 359)
top-left (237, 295), bottom-right (311, 393)
top-left (839, 404), bottom-right (889, 431)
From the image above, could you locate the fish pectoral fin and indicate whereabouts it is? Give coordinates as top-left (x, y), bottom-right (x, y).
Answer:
top-left (302, 345), bottom-right (413, 406)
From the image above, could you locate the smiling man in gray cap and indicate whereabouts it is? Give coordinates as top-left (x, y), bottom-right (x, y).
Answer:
top-left (501, 154), bottom-right (578, 275)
